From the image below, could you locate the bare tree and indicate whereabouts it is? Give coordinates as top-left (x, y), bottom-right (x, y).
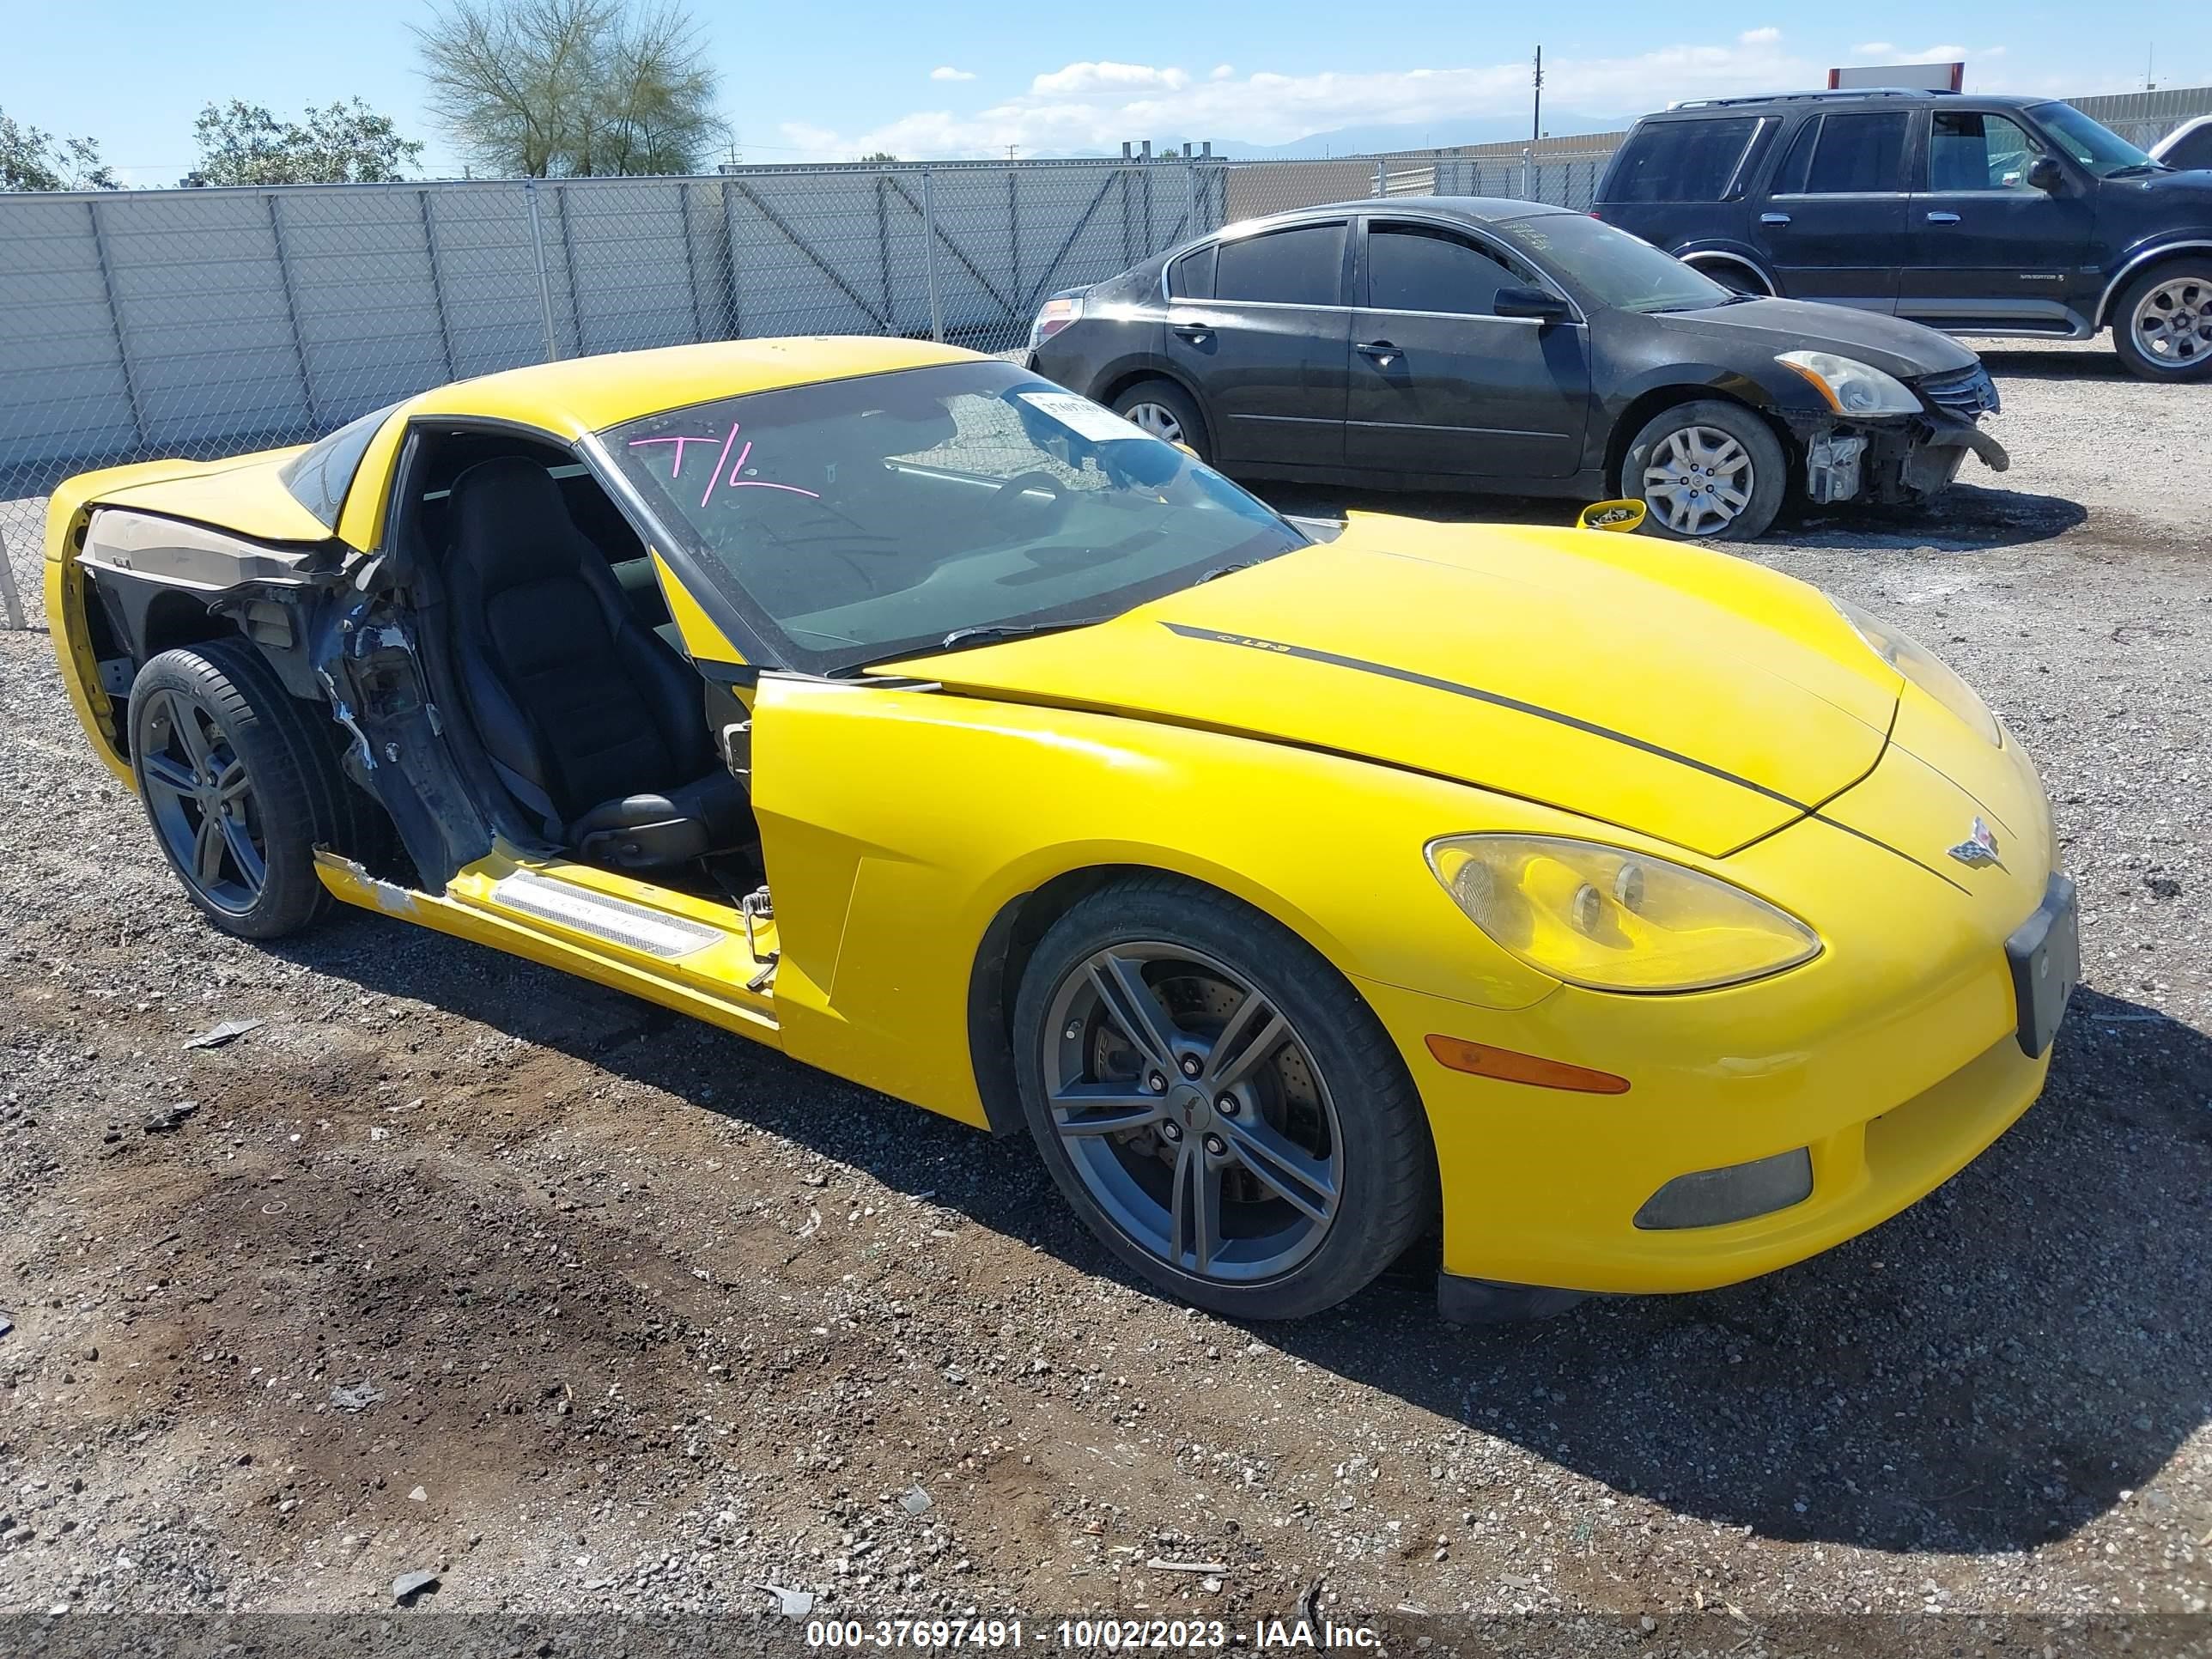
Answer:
top-left (414, 0), bottom-right (722, 177)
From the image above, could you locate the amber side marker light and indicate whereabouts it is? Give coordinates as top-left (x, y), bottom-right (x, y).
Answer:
top-left (1425, 1035), bottom-right (1631, 1095)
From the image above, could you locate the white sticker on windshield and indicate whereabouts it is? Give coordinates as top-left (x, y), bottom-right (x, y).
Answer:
top-left (1017, 391), bottom-right (1153, 445)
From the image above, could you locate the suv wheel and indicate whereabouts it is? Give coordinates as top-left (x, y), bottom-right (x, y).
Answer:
top-left (1619, 399), bottom-right (1786, 542)
top-left (2112, 260), bottom-right (2212, 381)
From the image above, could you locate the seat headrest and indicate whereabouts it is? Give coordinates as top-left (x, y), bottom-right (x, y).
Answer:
top-left (447, 457), bottom-right (591, 591)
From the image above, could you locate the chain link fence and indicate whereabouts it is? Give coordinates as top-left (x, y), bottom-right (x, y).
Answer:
top-left (8, 85), bottom-right (2209, 631)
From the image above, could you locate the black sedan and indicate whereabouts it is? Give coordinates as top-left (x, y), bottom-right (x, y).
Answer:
top-left (1026, 198), bottom-right (2008, 541)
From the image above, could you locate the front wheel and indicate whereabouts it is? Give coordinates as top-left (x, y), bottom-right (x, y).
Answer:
top-left (1618, 398), bottom-right (1787, 542)
top-left (2111, 260), bottom-right (2212, 381)
top-left (1012, 875), bottom-right (1436, 1321)
top-left (127, 639), bottom-right (360, 939)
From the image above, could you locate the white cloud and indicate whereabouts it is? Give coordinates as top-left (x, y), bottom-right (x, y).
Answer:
top-left (929, 66), bottom-right (975, 82)
top-left (778, 35), bottom-right (1816, 161)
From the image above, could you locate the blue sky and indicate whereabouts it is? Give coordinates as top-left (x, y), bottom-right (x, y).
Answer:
top-left (1, 0), bottom-right (2200, 185)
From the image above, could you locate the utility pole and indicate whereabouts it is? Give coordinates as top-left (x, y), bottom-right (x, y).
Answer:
top-left (1532, 45), bottom-right (1544, 143)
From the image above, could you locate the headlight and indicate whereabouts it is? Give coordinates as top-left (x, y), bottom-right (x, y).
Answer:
top-left (1776, 350), bottom-right (1920, 417)
top-left (1829, 596), bottom-right (2002, 745)
top-left (1029, 295), bottom-right (1085, 351)
top-left (1425, 835), bottom-right (1820, 994)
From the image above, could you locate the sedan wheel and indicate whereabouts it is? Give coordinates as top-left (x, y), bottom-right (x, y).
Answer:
top-left (1012, 875), bottom-right (1436, 1320)
top-left (1121, 400), bottom-right (1186, 446)
top-left (1642, 424), bottom-right (1754, 538)
top-left (1619, 398), bottom-right (1787, 542)
top-left (1041, 941), bottom-right (1343, 1281)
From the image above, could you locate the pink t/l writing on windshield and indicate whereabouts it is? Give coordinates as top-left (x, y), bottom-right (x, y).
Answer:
top-left (627, 428), bottom-right (823, 505)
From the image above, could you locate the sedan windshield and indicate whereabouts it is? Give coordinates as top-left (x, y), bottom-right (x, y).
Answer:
top-left (2029, 101), bottom-right (2162, 175)
top-left (603, 361), bottom-right (1304, 675)
top-left (1494, 212), bottom-right (1732, 313)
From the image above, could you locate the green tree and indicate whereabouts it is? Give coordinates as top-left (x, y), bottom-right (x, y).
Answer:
top-left (415, 0), bottom-right (722, 177)
top-left (857, 150), bottom-right (898, 163)
top-left (0, 107), bottom-right (118, 191)
top-left (185, 99), bottom-right (424, 186)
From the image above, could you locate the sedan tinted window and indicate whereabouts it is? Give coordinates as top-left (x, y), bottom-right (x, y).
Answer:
top-left (1778, 112), bottom-right (1908, 194)
top-left (1167, 244), bottom-right (1215, 299)
top-left (1604, 118), bottom-right (1759, 202)
top-left (1366, 225), bottom-right (1521, 315)
top-left (1213, 222), bottom-right (1346, 306)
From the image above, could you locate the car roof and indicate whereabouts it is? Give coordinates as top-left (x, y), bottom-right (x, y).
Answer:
top-left (1642, 88), bottom-right (2048, 119)
top-left (1215, 197), bottom-right (1574, 237)
top-left (404, 336), bottom-right (982, 435)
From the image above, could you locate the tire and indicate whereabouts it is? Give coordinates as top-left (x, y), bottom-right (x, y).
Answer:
top-left (127, 638), bottom-right (367, 939)
top-left (1618, 398), bottom-right (1788, 542)
top-left (1110, 380), bottom-right (1211, 461)
top-left (1011, 873), bottom-right (1437, 1321)
top-left (2110, 259), bottom-right (2212, 382)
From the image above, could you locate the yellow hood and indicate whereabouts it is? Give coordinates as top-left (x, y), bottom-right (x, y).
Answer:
top-left (886, 514), bottom-right (1902, 857)
top-left (66, 447), bottom-right (332, 545)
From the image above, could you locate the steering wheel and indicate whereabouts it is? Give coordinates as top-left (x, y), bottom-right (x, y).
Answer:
top-left (985, 470), bottom-right (1069, 532)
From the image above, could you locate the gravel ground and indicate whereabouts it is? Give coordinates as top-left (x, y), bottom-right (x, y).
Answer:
top-left (1, 338), bottom-right (2209, 1647)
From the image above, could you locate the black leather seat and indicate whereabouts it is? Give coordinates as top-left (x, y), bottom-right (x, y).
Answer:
top-left (444, 457), bottom-right (750, 872)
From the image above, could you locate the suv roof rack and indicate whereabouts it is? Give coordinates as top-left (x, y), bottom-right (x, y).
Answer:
top-left (1668, 88), bottom-right (1960, 110)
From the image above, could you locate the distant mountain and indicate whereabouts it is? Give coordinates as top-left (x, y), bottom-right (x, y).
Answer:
top-left (1206, 116), bottom-right (1627, 158)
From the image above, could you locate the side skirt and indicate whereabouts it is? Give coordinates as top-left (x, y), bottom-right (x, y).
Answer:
top-left (314, 848), bottom-right (781, 1045)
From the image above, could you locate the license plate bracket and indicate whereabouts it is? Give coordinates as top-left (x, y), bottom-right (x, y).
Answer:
top-left (2004, 873), bottom-right (2080, 1058)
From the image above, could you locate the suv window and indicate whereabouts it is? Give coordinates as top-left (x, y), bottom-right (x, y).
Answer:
top-left (1771, 112), bottom-right (1908, 194)
top-left (1166, 244), bottom-right (1215, 299)
top-left (1365, 224), bottom-right (1524, 314)
top-left (1605, 117), bottom-right (1759, 203)
top-left (1929, 112), bottom-right (2045, 191)
top-left (1213, 222), bottom-right (1346, 306)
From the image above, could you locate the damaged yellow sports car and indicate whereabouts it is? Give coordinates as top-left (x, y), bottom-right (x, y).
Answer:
top-left (44, 338), bottom-right (2077, 1322)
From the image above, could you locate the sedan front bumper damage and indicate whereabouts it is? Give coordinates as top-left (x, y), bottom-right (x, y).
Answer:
top-left (1795, 410), bottom-right (2009, 507)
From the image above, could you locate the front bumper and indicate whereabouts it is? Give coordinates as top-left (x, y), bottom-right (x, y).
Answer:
top-left (1796, 411), bottom-right (2008, 507)
top-left (1373, 690), bottom-right (2063, 1299)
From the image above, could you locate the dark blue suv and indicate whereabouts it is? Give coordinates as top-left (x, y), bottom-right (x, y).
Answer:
top-left (1595, 89), bottom-right (2212, 380)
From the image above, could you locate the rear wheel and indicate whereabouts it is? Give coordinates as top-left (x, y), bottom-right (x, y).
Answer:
top-left (2112, 259), bottom-right (2212, 381)
top-left (1012, 875), bottom-right (1435, 1321)
top-left (1619, 398), bottom-right (1787, 542)
top-left (128, 639), bottom-right (363, 939)
top-left (1111, 380), bottom-right (1210, 461)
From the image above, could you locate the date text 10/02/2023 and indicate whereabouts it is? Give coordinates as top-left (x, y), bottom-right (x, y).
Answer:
top-left (802, 1619), bottom-right (1383, 1650)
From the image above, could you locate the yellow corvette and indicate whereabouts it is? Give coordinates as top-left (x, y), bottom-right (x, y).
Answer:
top-left (43, 337), bottom-right (2078, 1322)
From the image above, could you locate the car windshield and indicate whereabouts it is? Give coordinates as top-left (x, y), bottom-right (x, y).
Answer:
top-left (2029, 101), bottom-right (2162, 175)
top-left (602, 361), bottom-right (1304, 676)
top-left (1493, 213), bottom-right (1732, 313)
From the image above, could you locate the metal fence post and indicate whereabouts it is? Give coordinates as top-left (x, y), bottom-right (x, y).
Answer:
top-left (266, 193), bottom-right (319, 428)
top-left (0, 524), bottom-right (26, 633)
top-left (86, 198), bottom-right (149, 450)
top-left (419, 189), bottom-right (457, 380)
top-left (1184, 156), bottom-right (1198, 238)
top-left (921, 167), bottom-right (945, 344)
top-left (524, 179), bottom-right (562, 362)
top-left (1375, 158), bottom-right (1389, 198)
top-left (1521, 148), bottom-right (1533, 200)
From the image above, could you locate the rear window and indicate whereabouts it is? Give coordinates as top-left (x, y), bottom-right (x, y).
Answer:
top-left (1772, 112), bottom-right (1909, 194)
top-left (1167, 244), bottom-right (1216, 299)
top-left (1212, 222), bottom-right (1346, 306)
top-left (1603, 117), bottom-right (1759, 203)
